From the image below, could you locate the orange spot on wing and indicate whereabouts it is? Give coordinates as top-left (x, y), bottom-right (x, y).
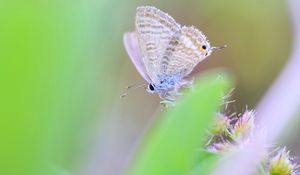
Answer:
top-left (198, 47), bottom-right (206, 53)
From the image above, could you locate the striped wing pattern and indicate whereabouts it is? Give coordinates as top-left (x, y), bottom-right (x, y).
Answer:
top-left (135, 6), bottom-right (181, 83)
top-left (160, 26), bottom-right (210, 78)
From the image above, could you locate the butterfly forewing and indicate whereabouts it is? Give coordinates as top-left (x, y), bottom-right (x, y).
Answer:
top-left (135, 6), bottom-right (181, 83)
top-left (160, 26), bottom-right (211, 78)
top-left (123, 32), bottom-right (151, 82)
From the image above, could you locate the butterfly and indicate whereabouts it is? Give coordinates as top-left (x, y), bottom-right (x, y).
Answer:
top-left (123, 6), bottom-right (225, 103)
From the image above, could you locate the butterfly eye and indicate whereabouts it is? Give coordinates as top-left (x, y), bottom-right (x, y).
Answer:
top-left (149, 83), bottom-right (155, 91)
top-left (202, 45), bottom-right (207, 50)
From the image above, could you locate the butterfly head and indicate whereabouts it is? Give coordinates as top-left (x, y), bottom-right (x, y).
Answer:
top-left (198, 40), bottom-right (212, 57)
top-left (146, 83), bottom-right (157, 93)
top-left (198, 41), bottom-right (227, 58)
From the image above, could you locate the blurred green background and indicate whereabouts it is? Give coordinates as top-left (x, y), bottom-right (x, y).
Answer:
top-left (0, 0), bottom-right (295, 175)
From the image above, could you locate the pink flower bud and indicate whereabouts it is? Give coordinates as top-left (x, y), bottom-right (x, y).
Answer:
top-left (231, 110), bottom-right (255, 140)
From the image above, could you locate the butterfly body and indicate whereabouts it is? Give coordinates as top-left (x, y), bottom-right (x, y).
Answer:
top-left (146, 73), bottom-right (183, 92)
top-left (124, 6), bottom-right (224, 102)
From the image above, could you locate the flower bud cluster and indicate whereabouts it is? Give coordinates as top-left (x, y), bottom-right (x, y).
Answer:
top-left (207, 110), bottom-right (298, 175)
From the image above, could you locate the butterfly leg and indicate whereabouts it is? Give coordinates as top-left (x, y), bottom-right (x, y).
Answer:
top-left (160, 100), bottom-right (175, 107)
top-left (158, 79), bottom-right (193, 107)
top-left (180, 78), bottom-right (194, 89)
top-left (171, 87), bottom-right (182, 97)
top-left (159, 91), bottom-right (176, 107)
top-left (160, 92), bottom-right (176, 101)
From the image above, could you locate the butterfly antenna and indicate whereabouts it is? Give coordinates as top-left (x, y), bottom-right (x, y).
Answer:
top-left (126, 83), bottom-right (145, 89)
top-left (211, 44), bottom-right (227, 52)
top-left (120, 83), bottom-right (147, 98)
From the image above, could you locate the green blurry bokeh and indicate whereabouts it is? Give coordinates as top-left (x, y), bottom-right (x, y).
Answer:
top-left (0, 0), bottom-right (117, 174)
top-left (0, 0), bottom-right (292, 175)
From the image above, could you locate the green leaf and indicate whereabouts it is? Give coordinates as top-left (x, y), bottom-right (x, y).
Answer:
top-left (128, 71), bottom-right (232, 175)
top-left (189, 149), bottom-right (219, 175)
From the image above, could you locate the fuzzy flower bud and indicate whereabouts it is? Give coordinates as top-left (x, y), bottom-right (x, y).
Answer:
top-left (209, 113), bottom-right (231, 135)
top-left (269, 147), bottom-right (298, 175)
top-left (231, 110), bottom-right (255, 140)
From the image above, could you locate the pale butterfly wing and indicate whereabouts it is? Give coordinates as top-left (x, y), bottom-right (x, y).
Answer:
top-left (123, 32), bottom-right (151, 82)
top-left (160, 26), bottom-right (211, 78)
top-left (135, 6), bottom-right (181, 83)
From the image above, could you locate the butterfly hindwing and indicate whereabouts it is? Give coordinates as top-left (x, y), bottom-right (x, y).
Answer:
top-left (160, 26), bottom-right (211, 78)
